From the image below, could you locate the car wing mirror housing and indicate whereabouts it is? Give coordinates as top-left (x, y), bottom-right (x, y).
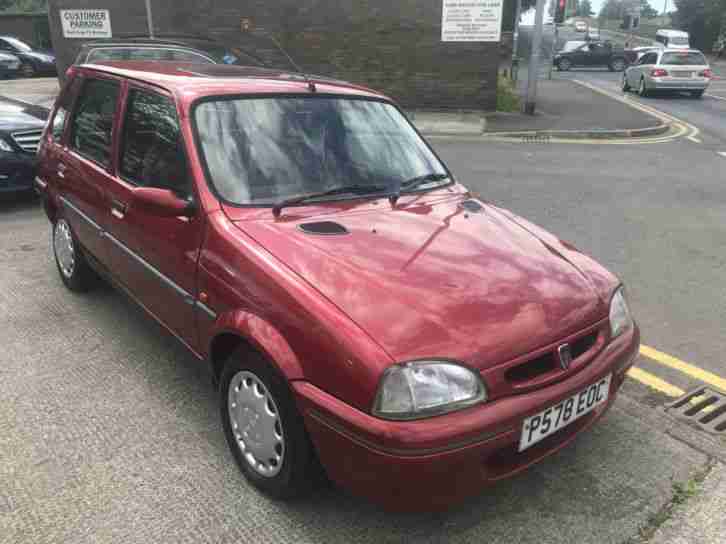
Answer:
top-left (130, 187), bottom-right (196, 218)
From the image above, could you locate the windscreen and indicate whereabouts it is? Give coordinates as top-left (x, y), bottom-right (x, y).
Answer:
top-left (194, 97), bottom-right (449, 205)
top-left (669, 37), bottom-right (690, 46)
top-left (661, 52), bottom-right (706, 65)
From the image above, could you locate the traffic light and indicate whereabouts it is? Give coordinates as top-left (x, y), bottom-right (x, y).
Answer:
top-left (555, 0), bottom-right (566, 24)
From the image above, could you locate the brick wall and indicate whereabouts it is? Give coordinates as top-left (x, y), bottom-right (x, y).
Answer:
top-left (0, 15), bottom-right (47, 49)
top-left (48, 0), bottom-right (499, 111)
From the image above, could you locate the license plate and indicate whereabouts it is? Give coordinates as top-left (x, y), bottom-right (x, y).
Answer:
top-left (519, 374), bottom-right (612, 452)
top-left (672, 71), bottom-right (692, 78)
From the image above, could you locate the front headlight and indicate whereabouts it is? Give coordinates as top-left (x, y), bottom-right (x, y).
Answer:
top-left (373, 361), bottom-right (487, 420)
top-left (609, 287), bottom-right (633, 339)
top-left (0, 138), bottom-right (13, 152)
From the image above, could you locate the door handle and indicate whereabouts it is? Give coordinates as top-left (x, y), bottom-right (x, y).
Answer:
top-left (110, 198), bottom-right (128, 219)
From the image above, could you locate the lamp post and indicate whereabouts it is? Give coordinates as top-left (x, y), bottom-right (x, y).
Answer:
top-left (145, 0), bottom-right (155, 38)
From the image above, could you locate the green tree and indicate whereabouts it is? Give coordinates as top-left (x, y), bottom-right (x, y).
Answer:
top-left (640, 0), bottom-right (659, 17)
top-left (599, 0), bottom-right (623, 18)
top-left (1, 0), bottom-right (47, 12)
top-left (578, 0), bottom-right (594, 16)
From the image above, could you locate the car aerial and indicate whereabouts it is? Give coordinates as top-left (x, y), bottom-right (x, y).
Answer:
top-left (37, 61), bottom-right (640, 511)
top-left (554, 41), bottom-right (627, 72)
top-left (623, 48), bottom-right (711, 98)
top-left (0, 96), bottom-right (47, 195)
top-left (0, 51), bottom-right (20, 78)
top-left (0, 36), bottom-right (56, 77)
top-left (574, 21), bottom-right (588, 32)
top-left (74, 34), bottom-right (267, 68)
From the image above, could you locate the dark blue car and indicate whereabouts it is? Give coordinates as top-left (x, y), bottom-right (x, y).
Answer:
top-left (0, 97), bottom-right (47, 195)
top-left (0, 36), bottom-right (56, 78)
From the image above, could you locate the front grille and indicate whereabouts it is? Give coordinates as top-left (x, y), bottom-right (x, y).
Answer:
top-left (504, 331), bottom-right (600, 385)
top-left (11, 129), bottom-right (43, 153)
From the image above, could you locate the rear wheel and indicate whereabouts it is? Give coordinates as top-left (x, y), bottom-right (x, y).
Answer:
top-left (622, 74), bottom-right (631, 92)
top-left (19, 62), bottom-right (36, 78)
top-left (638, 77), bottom-right (650, 97)
top-left (558, 58), bottom-right (572, 71)
top-left (52, 217), bottom-right (96, 292)
top-left (690, 90), bottom-right (704, 99)
top-left (220, 348), bottom-right (320, 500)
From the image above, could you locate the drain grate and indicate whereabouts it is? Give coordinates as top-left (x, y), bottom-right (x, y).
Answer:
top-left (666, 387), bottom-right (726, 434)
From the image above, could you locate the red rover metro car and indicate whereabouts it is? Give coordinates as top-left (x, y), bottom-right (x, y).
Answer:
top-left (36, 61), bottom-right (640, 511)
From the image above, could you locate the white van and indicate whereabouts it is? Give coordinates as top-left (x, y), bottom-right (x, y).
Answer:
top-left (655, 30), bottom-right (690, 49)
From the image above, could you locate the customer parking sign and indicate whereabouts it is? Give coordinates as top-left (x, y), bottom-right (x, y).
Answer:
top-left (61, 10), bottom-right (113, 39)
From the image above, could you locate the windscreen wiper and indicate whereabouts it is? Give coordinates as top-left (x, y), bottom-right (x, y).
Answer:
top-left (272, 184), bottom-right (388, 218)
top-left (388, 173), bottom-right (451, 207)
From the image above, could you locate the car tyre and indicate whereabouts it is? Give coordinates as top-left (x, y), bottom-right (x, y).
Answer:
top-left (20, 62), bottom-right (36, 78)
top-left (610, 59), bottom-right (626, 72)
top-left (558, 59), bottom-right (572, 71)
top-left (622, 74), bottom-right (631, 92)
top-left (220, 348), bottom-right (321, 500)
top-left (690, 90), bottom-right (704, 99)
top-left (638, 78), bottom-right (650, 97)
top-left (52, 217), bottom-right (96, 292)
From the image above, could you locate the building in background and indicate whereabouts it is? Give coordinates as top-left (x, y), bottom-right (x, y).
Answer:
top-left (0, 13), bottom-right (51, 49)
top-left (47, 0), bottom-right (502, 111)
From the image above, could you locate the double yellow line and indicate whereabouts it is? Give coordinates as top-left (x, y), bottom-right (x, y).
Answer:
top-left (628, 344), bottom-right (726, 398)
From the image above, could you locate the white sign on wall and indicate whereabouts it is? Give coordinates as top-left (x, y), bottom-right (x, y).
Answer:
top-left (442, 0), bottom-right (504, 42)
top-left (61, 9), bottom-right (113, 39)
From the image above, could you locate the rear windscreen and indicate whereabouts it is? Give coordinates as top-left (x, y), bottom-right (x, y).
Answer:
top-left (661, 52), bottom-right (706, 65)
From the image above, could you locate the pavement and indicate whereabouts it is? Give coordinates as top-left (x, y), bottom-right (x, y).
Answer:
top-left (486, 78), bottom-right (662, 134)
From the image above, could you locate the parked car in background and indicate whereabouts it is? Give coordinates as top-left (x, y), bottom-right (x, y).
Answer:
top-left (0, 36), bottom-right (56, 77)
top-left (585, 28), bottom-right (601, 41)
top-left (655, 29), bottom-right (690, 50)
top-left (74, 35), bottom-right (267, 67)
top-left (560, 40), bottom-right (587, 53)
top-left (575, 21), bottom-right (588, 32)
top-left (623, 49), bottom-right (711, 98)
top-left (0, 96), bottom-right (47, 195)
top-left (37, 61), bottom-right (640, 511)
top-left (0, 51), bottom-right (20, 78)
top-left (554, 41), bottom-right (627, 71)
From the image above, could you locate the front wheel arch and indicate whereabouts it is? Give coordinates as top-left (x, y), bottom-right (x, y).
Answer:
top-left (209, 315), bottom-right (305, 388)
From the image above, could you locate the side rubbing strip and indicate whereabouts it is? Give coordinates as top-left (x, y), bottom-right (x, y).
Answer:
top-left (59, 196), bottom-right (102, 231)
top-left (196, 302), bottom-right (217, 321)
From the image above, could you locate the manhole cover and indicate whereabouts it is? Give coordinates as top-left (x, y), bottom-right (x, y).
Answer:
top-left (666, 387), bottom-right (726, 435)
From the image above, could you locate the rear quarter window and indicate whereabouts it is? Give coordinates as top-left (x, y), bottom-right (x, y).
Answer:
top-left (69, 78), bottom-right (120, 167)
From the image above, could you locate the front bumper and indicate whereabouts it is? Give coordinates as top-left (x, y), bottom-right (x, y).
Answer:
top-left (294, 325), bottom-right (640, 511)
top-left (0, 152), bottom-right (37, 193)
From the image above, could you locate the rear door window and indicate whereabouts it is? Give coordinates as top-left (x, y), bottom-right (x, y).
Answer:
top-left (120, 89), bottom-right (190, 197)
top-left (69, 78), bottom-right (120, 167)
top-left (660, 52), bottom-right (706, 65)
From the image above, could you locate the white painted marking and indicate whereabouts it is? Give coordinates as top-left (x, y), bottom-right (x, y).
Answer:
top-left (705, 93), bottom-right (726, 102)
top-left (718, 151), bottom-right (726, 158)
top-left (687, 135), bottom-right (702, 143)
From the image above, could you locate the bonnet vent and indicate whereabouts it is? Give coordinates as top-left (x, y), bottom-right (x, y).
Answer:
top-left (298, 221), bottom-right (349, 235)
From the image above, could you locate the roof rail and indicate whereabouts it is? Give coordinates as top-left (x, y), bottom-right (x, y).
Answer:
top-left (115, 33), bottom-right (216, 41)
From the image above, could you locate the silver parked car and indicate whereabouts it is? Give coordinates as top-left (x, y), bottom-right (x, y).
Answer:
top-left (623, 49), bottom-right (711, 98)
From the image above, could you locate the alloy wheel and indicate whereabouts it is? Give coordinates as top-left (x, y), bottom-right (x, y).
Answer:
top-left (227, 370), bottom-right (285, 477)
top-left (53, 219), bottom-right (76, 279)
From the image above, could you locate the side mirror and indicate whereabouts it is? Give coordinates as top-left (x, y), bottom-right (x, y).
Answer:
top-left (130, 187), bottom-right (196, 218)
